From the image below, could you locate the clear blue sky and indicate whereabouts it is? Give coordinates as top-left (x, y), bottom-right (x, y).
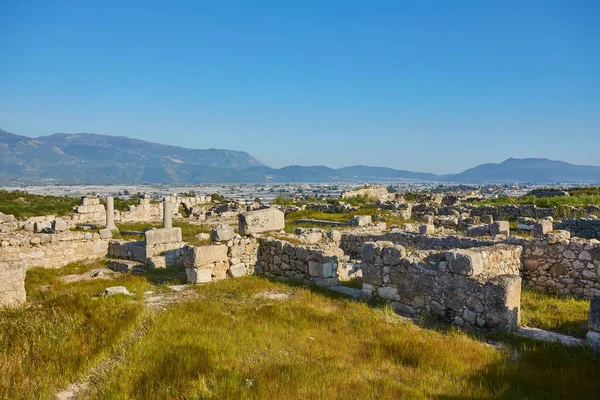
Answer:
top-left (1, 1), bottom-right (598, 173)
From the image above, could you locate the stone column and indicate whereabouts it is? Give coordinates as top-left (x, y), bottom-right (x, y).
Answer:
top-left (163, 200), bottom-right (173, 229)
top-left (106, 196), bottom-right (117, 231)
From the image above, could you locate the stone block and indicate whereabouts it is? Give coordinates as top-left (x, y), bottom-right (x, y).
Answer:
top-left (99, 228), bottom-right (113, 239)
top-left (547, 230), bottom-right (571, 244)
top-left (445, 250), bottom-right (484, 276)
top-left (308, 261), bottom-right (337, 278)
top-left (144, 227), bottom-right (182, 247)
top-left (183, 244), bottom-right (228, 268)
top-left (484, 275), bottom-right (521, 330)
top-left (107, 260), bottom-right (142, 274)
top-left (52, 220), bottom-right (68, 232)
top-left (350, 215), bottom-right (372, 226)
top-left (0, 213), bottom-right (16, 223)
top-left (533, 220), bottom-right (553, 238)
top-left (419, 224), bottom-right (435, 235)
top-left (589, 293), bottom-right (600, 333)
top-left (211, 224), bottom-right (235, 242)
top-left (228, 263), bottom-right (247, 278)
top-left (238, 208), bottom-right (285, 235)
top-left (490, 221), bottom-right (510, 237)
top-left (587, 331), bottom-right (600, 353)
top-left (0, 261), bottom-right (26, 307)
top-left (34, 221), bottom-right (52, 233)
top-left (186, 268), bottom-right (212, 284)
top-left (104, 286), bottom-right (131, 296)
top-left (146, 256), bottom-right (167, 269)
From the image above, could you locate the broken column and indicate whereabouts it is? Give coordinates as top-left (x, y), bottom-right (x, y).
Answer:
top-left (163, 200), bottom-right (173, 229)
top-left (105, 196), bottom-right (117, 231)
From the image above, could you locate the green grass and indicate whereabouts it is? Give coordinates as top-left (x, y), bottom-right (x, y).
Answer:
top-left (84, 277), bottom-right (600, 399)
top-left (474, 194), bottom-right (600, 208)
top-left (114, 221), bottom-right (212, 245)
top-left (0, 190), bottom-right (80, 218)
top-left (521, 289), bottom-right (590, 338)
top-left (284, 208), bottom-right (409, 234)
top-left (0, 260), bottom-right (150, 399)
top-left (3, 267), bottom-right (600, 399)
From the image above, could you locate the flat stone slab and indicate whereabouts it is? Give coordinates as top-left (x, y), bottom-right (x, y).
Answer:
top-left (168, 284), bottom-right (189, 292)
top-left (107, 260), bottom-right (144, 274)
top-left (516, 326), bottom-right (585, 347)
top-left (328, 285), bottom-right (365, 299)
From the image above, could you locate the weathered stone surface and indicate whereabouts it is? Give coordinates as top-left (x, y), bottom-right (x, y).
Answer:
top-left (587, 331), bottom-right (600, 352)
top-left (350, 215), bottom-right (372, 227)
top-left (484, 275), bottom-right (521, 330)
top-left (104, 286), bottom-right (131, 296)
top-left (0, 261), bottom-right (26, 307)
top-left (52, 220), bottom-right (68, 232)
top-left (186, 268), bottom-right (212, 283)
top-left (490, 221), bottom-right (510, 237)
top-left (99, 228), bottom-right (113, 239)
top-left (107, 259), bottom-right (142, 274)
top-left (195, 233), bottom-right (210, 241)
top-left (146, 256), bottom-right (167, 269)
top-left (480, 215), bottom-right (494, 224)
top-left (445, 250), bottom-right (484, 276)
top-left (589, 293), bottom-right (600, 333)
top-left (144, 228), bottom-right (182, 247)
top-left (228, 263), bottom-right (247, 278)
top-left (534, 220), bottom-right (553, 238)
top-left (211, 224), bottom-right (234, 242)
top-left (419, 224), bottom-right (435, 235)
top-left (183, 244), bottom-right (228, 268)
top-left (238, 208), bottom-right (285, 235)
top-left (547, 230), bottom-right (571, 244)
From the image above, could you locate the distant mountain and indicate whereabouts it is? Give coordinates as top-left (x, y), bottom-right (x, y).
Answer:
top-left (1, 128), bottom-right (599, 184)
top-left (0, 129), bottom-right (266, 184)
top-left (442, 158), bottom-right (600, 184)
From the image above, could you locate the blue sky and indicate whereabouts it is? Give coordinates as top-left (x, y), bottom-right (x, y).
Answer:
top-left (1, 1), bottom-right (598, 173)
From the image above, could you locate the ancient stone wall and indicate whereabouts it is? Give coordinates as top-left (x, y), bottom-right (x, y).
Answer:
top-left (340, 231), bottom-right (496, 259)
top-left (511, 236), bottom-right (600, 298)
top-left (555, 218), bottom-right (600, 239)
top-left (256, 238), bottom-right (343, 287)
top-left (0, 231), bottom-right (109, 270)
top-left (361, 241), bottom-right (522, 330)
top-left (183, 235), bottom-right (258, 283)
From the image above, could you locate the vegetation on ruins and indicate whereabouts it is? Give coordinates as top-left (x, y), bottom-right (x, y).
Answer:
top-left (473, 194), bottom-right (600, 208)
top-left (114, 221), bottom-right (212, 245)
top-left (0, 190), bottom-right (80, 218)
top-left (1, 264), bottom-right (599, 399)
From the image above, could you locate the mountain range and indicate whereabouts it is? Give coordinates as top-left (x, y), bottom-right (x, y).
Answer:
top-left (1, 128), bottom-right (599, 184)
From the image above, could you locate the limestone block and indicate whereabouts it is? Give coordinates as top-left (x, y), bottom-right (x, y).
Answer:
top-left (0, 261), bottom-right (26, 307)
top-left (533, 220), bottom-right (553, 238)
top-left (490, 221), bottom-right (510, 237)
top-left (228, 263), bottom-right (247, 278)
top-left (350, 215), bottom-right (372, 227)
top-left (34, 221), bottom-right (52, 233)
top-left (484, 275), bottom-right (521, 330)
top-left (308, 261), bottom-right (337, 278)
top-left (211, 224), bottom-right (235, 242)
top-left (104, 286), bottom-right (131, 296)
top-left (195, 233), bottom-right (210, 241)
top-left (238, 208), bottom-right (285, 235)
top-left (0, 213), bottom-right (16, 223)
top-left (446, 249), bottom-right (484, 276)
top-left (547, 230), bottom-right (571, 244)
top-left (183, 244), bottom-right (228, 268)
top-left (146, 256), bottom-right (167, 269)
top-left (419, 224), bottom-right (435, 235)
top-left (107, 260), bottom-right (142, 274)
top-left (99, 228), bottom-right (113, 239)
top-left (144, 228), bottom-right (182, 247)
top-left (186, 267), bottom-right (212, 283)
top-left (589, 293), bottom-right (600, 333)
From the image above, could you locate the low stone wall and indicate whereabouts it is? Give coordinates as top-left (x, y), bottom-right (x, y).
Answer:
top-left (0, 231), bottom-right (109, 269)
top-left (340, 231), bottom-right (496, 259)
top-left (467, 204), bottom-right (555, 220)
top-left (511, 236), bottom-right (600, 298)
top-left (555, 218), bottom-right (600, 239)
top-left (183, 235), bottom-right (258, 283)
top-left (361, 241), bottom-right (522, 330)
top-left (256, 238), bottom-right (343, 287)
